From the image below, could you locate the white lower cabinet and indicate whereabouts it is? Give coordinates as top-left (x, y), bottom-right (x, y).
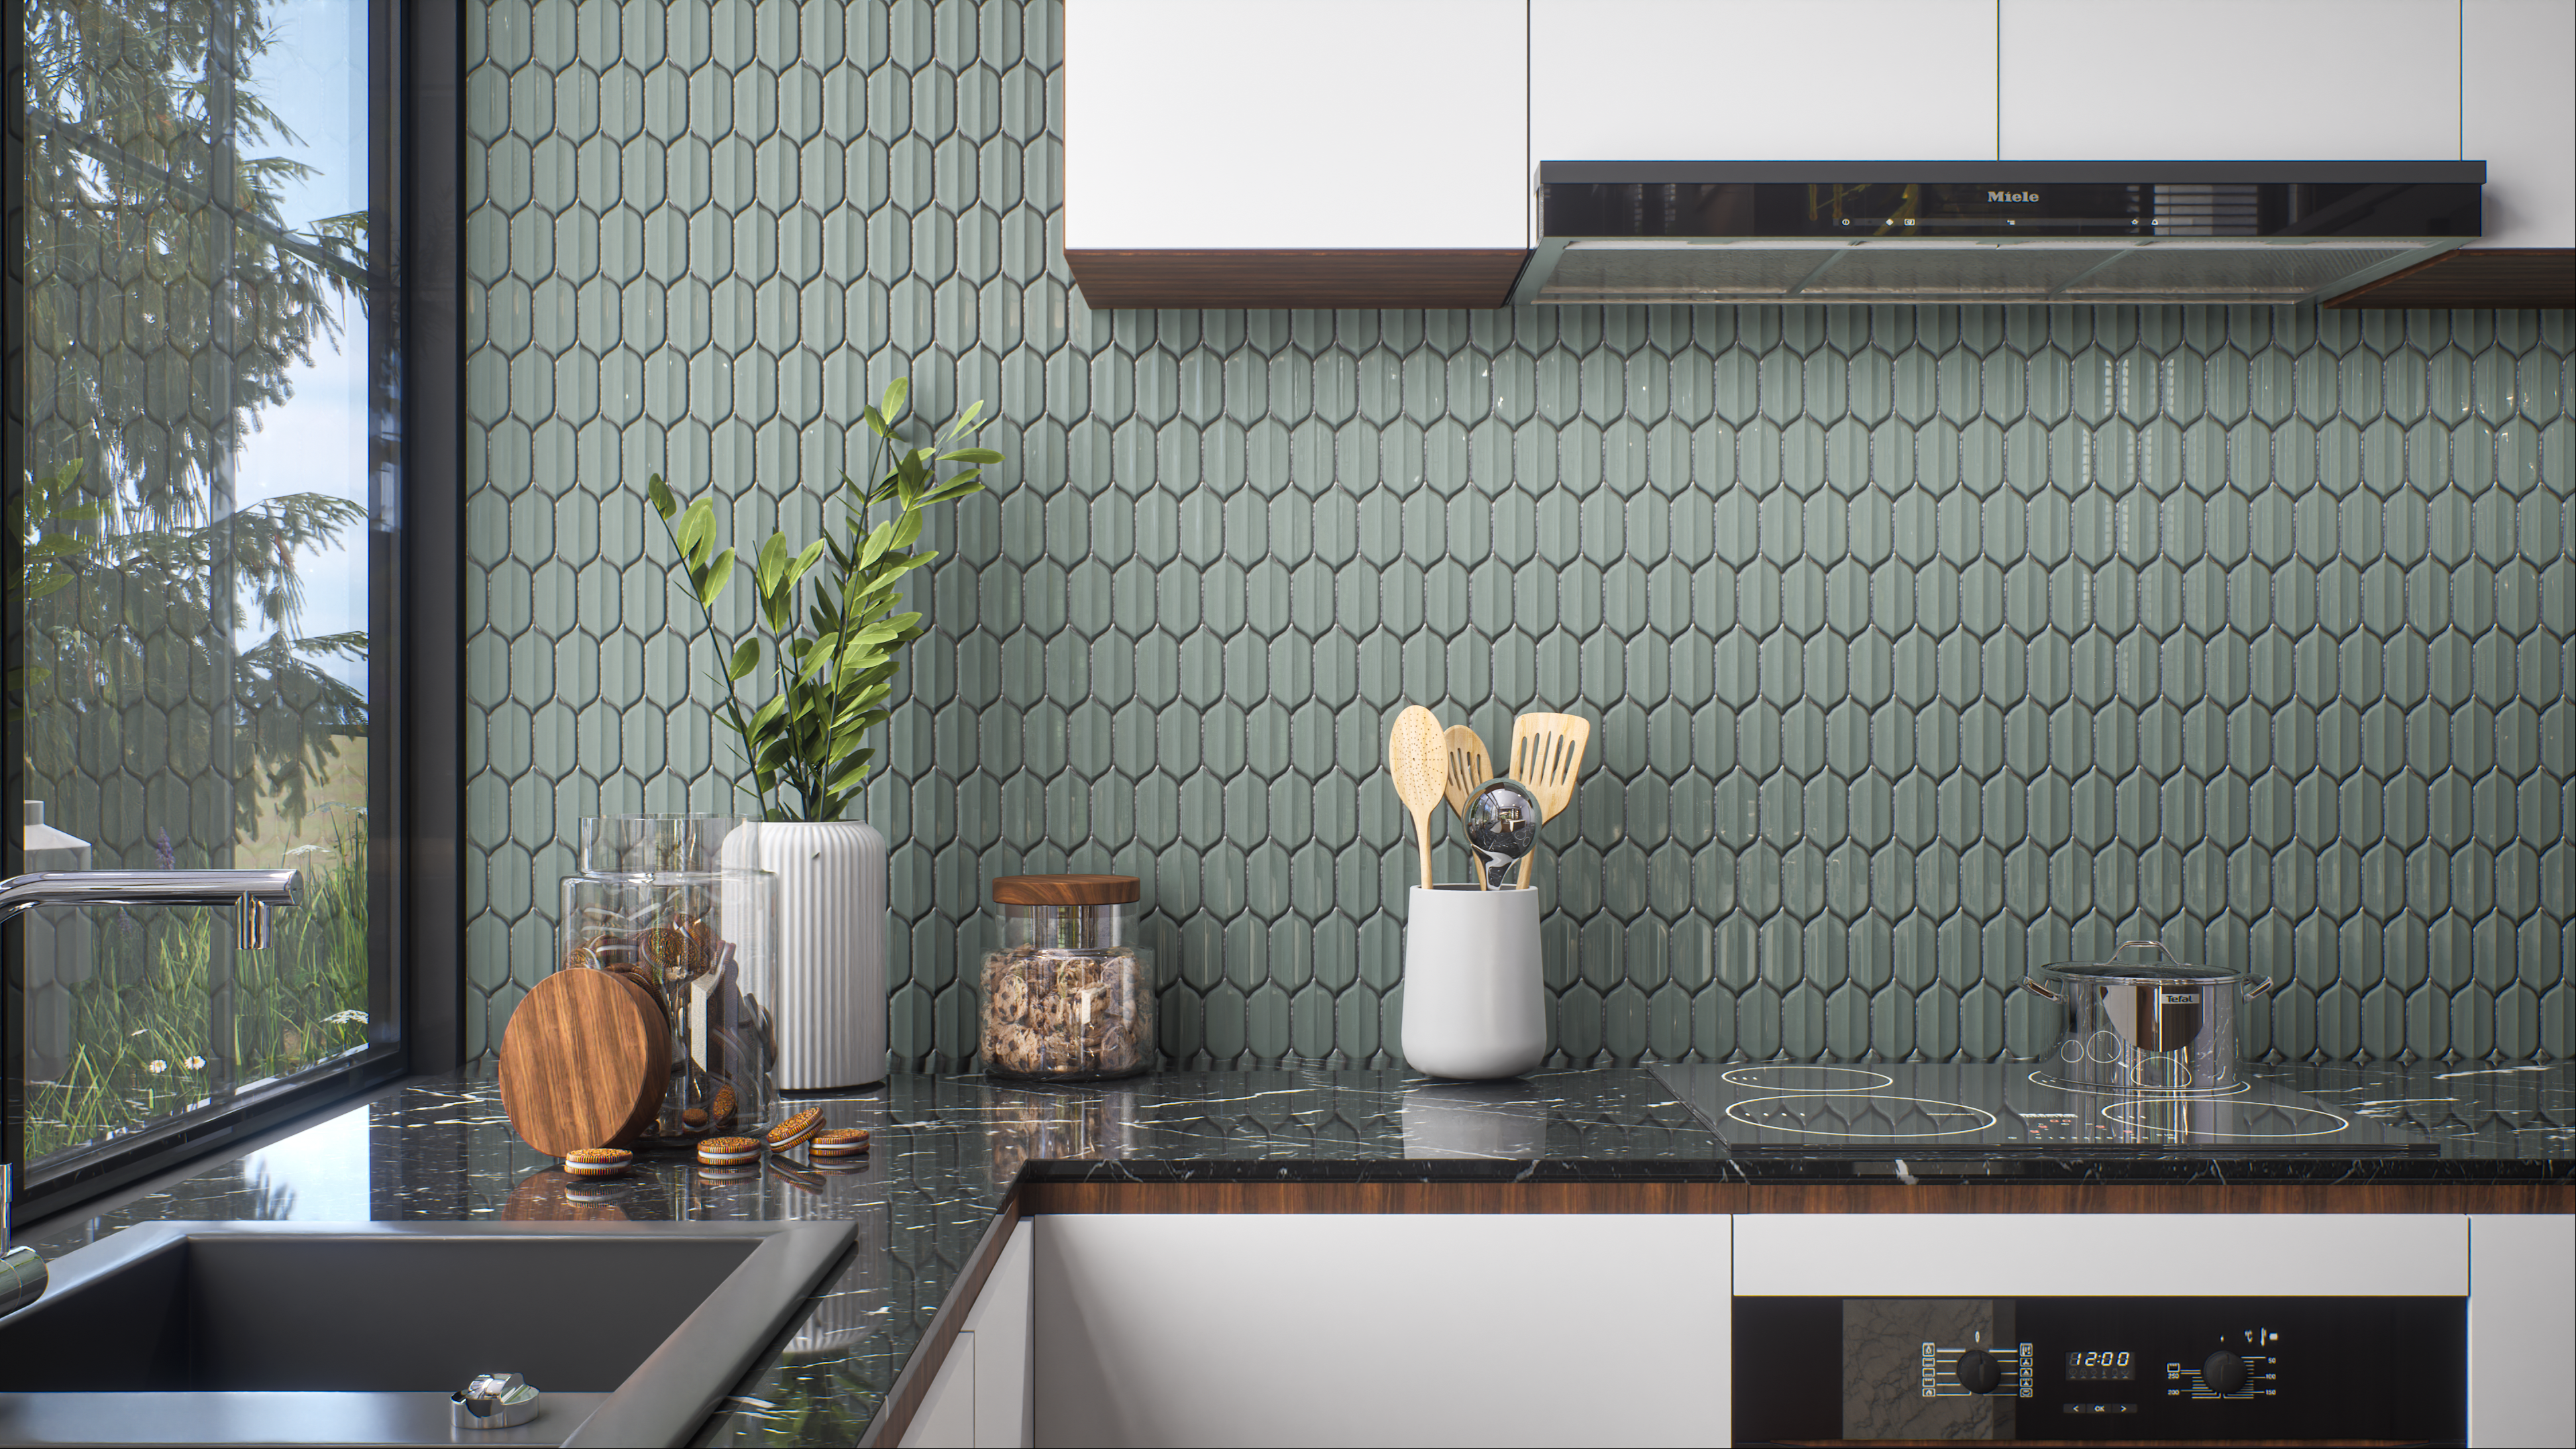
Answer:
top-left (2467, 1214), bottom-right (2576, 1449)
top-left (908, 1210), bottom-right (2569, 1448)
top-left (903, 1220), bottom-right (1036, 1449)
top-left (1735, 1212), bottom-right (2471, 1297)
top-left (1032, 1214), bottom-right (1731, 1448)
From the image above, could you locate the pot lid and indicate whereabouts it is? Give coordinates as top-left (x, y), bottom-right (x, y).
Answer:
top-left (2039, 937), bottom-right (2239, 984)
top-left (2040, 959), bottom-right (2238, 983)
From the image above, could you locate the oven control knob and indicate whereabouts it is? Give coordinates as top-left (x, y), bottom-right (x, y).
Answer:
top-left (2202, 1350), bottom-right (2247, 1395)
top-left (1955, 1348), bottom-right (2002, 1394)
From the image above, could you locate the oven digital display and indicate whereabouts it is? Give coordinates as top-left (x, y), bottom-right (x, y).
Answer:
top-left (2064, 1350), bottom-right (2134, 1381)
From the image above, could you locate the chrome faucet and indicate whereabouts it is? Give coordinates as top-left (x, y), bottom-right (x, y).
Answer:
top-left (0, 867), bottom-right (300, 1320)
top-left (0, 869), bottom-right (301, 950)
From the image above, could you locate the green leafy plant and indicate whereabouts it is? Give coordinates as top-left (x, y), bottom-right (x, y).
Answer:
top-left (646, 380), bottom-right (1002, 822)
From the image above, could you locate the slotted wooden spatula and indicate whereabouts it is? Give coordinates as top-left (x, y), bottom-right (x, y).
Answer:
top-left (1507, 712), bottom-right (1592, 888)
top-left (1387, 706), bottom-right (1447, 892)
top-left (1442, 724), bottom-right (1493, 888)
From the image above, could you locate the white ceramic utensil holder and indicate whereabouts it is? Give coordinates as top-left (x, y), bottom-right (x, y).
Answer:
top-left (1399, 885), bottom-right (1546, 1080)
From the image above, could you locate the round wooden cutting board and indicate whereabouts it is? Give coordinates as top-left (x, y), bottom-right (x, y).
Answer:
top-left (498, 968), bottom-right (669, 1158)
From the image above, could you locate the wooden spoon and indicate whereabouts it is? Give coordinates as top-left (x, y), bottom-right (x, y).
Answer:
top-left (1442, 724), bottom-right (1492, 888)
top-left (1507, 712), bottom-right (1593, 888)
top-left (1387, 706), bottom-right (1447, 892)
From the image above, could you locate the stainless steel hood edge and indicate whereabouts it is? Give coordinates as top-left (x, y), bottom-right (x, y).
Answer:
top-left (1512, 160), bottom-right (2485, 307)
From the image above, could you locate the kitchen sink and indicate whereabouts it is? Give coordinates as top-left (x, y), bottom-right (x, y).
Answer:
top-left (0, 1219), bottom-right (853, 1446)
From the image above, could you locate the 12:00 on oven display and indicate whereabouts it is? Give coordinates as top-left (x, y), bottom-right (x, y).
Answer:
top-left (2065, 1350), bottom-right (2134, 1381)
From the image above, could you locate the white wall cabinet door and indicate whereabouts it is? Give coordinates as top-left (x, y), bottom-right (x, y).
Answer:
top-left (2463, 0), bottom-right (2576, 247)
top-left (1532, 0), bottom-right (1999, 163)
top-left (2000, 0), bottom-right (2463, 161)
top-left (1033, 1213), bottom-right (1731, 1447)
top-left (1065, 0), bottom-right (1529, 251)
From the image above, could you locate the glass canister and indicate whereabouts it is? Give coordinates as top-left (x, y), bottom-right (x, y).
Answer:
top-left (559, 816), bottom-right (778, 1143)
top-left (580, 812), bottom-right (741, 876)
top-left (979, 874), bottom-right (1154, 1081)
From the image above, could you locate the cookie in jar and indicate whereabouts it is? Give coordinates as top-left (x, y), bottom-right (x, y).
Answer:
top-left (979, 874), bottom-right (1155, 1081)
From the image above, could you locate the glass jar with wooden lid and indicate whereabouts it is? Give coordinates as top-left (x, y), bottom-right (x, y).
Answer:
top-left (979, 874), bottom-right (1153, 1081)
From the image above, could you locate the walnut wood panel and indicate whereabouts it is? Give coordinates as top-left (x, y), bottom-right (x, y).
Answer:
top-left (2324, 247), bottom-right (2576, 308)
top-left (858, 1195), bottom-right (1022, 1449)
top-left (989, 872), bottom-right (1137, 905)
top-left (1020, 1178), bottom-right (2573, 1216)
top-left (1065, 249), bottom-right (1529, 309)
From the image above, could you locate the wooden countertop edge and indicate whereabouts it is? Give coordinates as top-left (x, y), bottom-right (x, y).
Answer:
top-left (1017, 1177), bottom-right (2575, 1215)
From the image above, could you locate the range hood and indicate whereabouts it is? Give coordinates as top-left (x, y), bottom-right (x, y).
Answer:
top-left (1511, 162), bottom-right (2483, 306)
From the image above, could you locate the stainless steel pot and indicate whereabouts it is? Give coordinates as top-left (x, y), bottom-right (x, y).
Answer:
top-left (2021, 940), bottom-right (2275, 1092)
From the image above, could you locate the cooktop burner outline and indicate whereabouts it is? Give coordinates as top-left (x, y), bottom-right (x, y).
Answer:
top-left (1717, 1065), bottom-right (1895, 1092)
top-left (2027, 1070), bottom-right (2256, 1099)
top-left (1648, 1061), bottom-right (2441, 1156)
top-left (2098, 1099), bottom-right (2355, 1138)
top-left (1721, 1092), bottom-right (2001, 1140)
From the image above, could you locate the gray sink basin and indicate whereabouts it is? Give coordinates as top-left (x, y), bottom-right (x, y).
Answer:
top-left (0, 1220), bottom-right (853, 1446)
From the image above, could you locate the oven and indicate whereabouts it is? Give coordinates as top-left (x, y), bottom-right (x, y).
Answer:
top-left (1727, 1214), bottom-right (2481, 1446)
top-left (1732, 1292), bottom-right (2464, 1442)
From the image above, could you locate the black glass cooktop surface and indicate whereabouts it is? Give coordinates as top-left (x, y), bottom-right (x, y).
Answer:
top-left (1654, 1063), bottom-right (2440, 1157)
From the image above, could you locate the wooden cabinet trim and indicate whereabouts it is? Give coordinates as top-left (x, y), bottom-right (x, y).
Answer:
top-left (1019, 1179), bottom-right (2575, 1216)
top-left (1065, 250), bottom-right (1531, 310)
top-left (2324, 247), bottom-right (2576, 309)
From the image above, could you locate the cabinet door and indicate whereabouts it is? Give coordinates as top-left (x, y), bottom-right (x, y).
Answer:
top-left (2001, 0), bottom-right (2461, 160)
top-left (2463, 0), bottom-right (2576, 247)
top-left (1532, 0), bottom-right (1999, 162)
top-left (1736, 1214), bottom-right (2467, 1297)
top-left (1065, 0), bottom-right (1527, 254)
top-left (900, 1331), bottom-right (977, 1449)
top-left (2467, 1216), bottom-right (2576, 1448)
top-left (902, 1220), bottom-right (1035, 1449)
top-left (962, 1221), bottom-right (1036, 1448)
top-left (1033, 1213), bottom-right (1730, 1447)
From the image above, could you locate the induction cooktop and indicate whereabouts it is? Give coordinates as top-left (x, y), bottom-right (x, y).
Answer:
top-left (1653, 1062), bottom-right (2440, 1157)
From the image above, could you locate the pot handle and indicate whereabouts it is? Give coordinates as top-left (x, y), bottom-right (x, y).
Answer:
top-left (2242, 975), bottom-right (2278, 1002)
top-left (2115, 938), bottom-right (2185, 967)
top-left (2018, 977), bottom-right (2060, 1002)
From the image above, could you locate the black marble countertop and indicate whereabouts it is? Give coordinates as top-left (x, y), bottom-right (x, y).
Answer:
top-left (19, 1063), bottom-right (2573, 1444)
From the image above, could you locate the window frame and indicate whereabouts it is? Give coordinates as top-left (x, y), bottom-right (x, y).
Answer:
top-left (1, 0), bottom-right (464, 1225)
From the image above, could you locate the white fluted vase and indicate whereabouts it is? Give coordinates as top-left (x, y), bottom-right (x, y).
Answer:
top-left (727, 820), bottom-right (888, 1089)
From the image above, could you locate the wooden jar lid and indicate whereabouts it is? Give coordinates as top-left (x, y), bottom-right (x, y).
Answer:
top-left (498, 968), bottom-right (669, 1158)
top-left (991, 873), bottom-right (1139, 906)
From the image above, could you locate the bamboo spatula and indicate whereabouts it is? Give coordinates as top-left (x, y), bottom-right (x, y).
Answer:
top-left (1506, 712), bottom-right (1593, 888)
top-left (1387, 706), bottom-right (1448, 892)
top-left (1442, 725), bottom-right (1493, 888)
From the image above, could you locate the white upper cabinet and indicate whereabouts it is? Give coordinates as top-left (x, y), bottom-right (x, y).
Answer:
top-left (2000, 0), bottom-right (2463, 160)
top-left (1065, 0), bottom-right (1529, 251)
top-left (2463, 0), bottom-right (2576, 247)
top-left (1531, 0), bottom-right (2000, 162)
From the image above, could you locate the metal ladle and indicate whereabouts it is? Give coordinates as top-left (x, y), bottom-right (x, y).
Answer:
top-left (1462, 777), bottom-right (1542, 890)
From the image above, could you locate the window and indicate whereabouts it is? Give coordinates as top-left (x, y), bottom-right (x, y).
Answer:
top-left (9, 0), bottom-right (449, 1213)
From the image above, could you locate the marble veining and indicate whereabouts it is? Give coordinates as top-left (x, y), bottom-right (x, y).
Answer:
top-left (17, 1064), bottom-right (2571, 1444)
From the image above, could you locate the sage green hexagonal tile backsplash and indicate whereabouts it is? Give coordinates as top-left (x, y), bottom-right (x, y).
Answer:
top-left (463, 0), bottom-right (2575, 1071)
